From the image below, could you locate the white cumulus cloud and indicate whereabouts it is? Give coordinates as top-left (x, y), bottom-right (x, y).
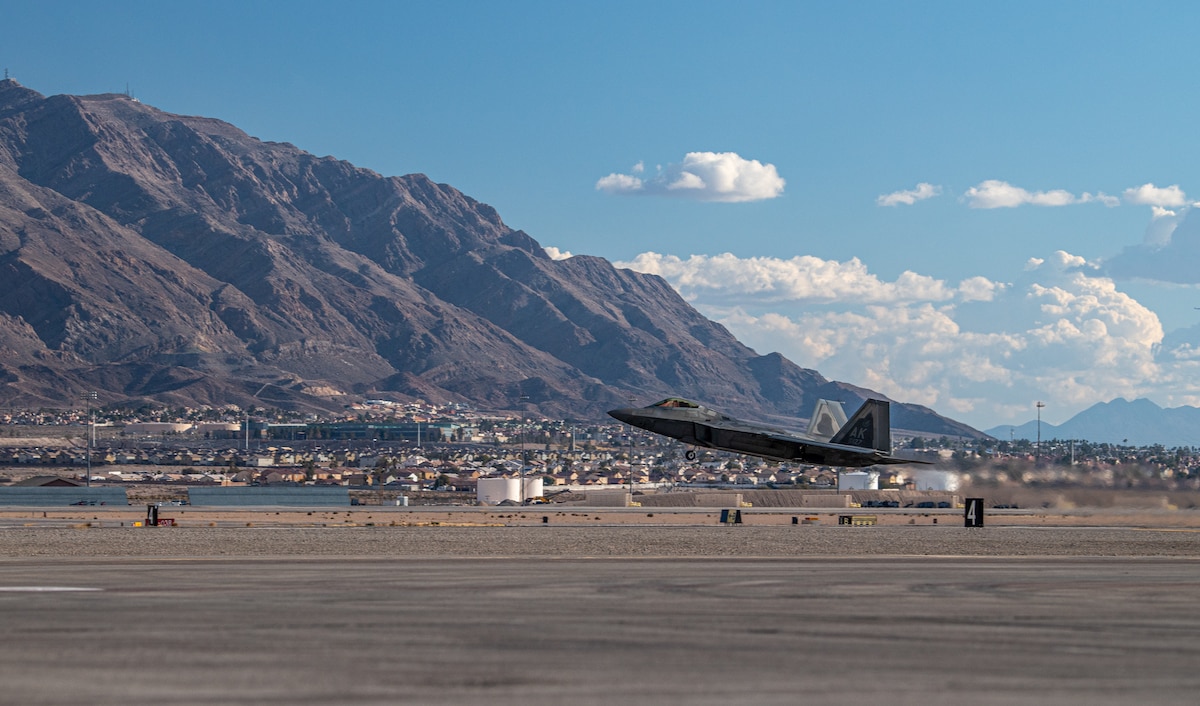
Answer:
top-left (1103, 204), bottom-right (1200, 281)
top-left (596, 152), bottom-right (785, 202)
top-left (1085, 192), bottom-right (1122, 207)
top-left (622, 247), bottom-right (1187, 429)
top-left (594, 173), bottom-right (643, 193)
top-left (543, 246), bottom-right (573, 260)
top-left (882, 179), bottom-right (1200, 212)
top-left (963, 180), bottom-right (1116, 209)
top-left (877, 182), bottom-right (942, 207)
top-left (1123, 183), bottom-right (1188, 208)
top-left (616, 252), bottom-right (1003, 305)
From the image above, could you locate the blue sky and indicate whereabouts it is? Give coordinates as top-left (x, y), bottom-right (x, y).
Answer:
top-left (5, 1), bottom-right (1200, 429)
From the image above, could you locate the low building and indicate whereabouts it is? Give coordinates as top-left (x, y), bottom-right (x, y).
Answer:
top-left (14, 475), bottom-right (82, 487)
top-left (124, 422), bottom-right (193, 435)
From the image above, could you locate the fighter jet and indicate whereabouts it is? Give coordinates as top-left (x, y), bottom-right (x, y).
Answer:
top-left (608, 397), bottom-right (931, 467)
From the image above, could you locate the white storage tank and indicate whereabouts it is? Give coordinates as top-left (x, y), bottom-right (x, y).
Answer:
top-left (838, 471), bottom-right (879, 491)
top-left (477, 476), bottom-right (545, 504)
top-left (477, 477), bottom-right (521, 504)
top-left (521, 476), bottom-right (544, 502)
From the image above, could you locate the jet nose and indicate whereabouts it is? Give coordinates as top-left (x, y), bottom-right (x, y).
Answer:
top-left (607, 408), bottom-right (638, 425)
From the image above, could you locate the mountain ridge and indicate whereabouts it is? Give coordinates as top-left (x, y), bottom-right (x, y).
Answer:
top-left (987, 398), bottom-right (1200, 446)
top-left (0, 79), bottom-right (982, 437)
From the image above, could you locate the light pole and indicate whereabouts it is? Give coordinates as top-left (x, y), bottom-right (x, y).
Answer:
top-left (83, 391), bottom-right (97, 488)
top-left (1035, 401), bottom-right (1045, 466)
top-left (518, 396), bottom-right (529, 505)
top-left (627, 396), bottom-right (635, 502)
top-left (521, 428), bottom-right (528, 505)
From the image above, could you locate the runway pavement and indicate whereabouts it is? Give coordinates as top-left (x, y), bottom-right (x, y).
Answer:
top-left (2, 525), bottom-right (1199, 704)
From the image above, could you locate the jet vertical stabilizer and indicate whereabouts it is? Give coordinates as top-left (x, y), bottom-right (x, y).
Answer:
top-left (806, 399), bottom-right (848, 441)
top-left (829, 399), bottom-right (891, 453)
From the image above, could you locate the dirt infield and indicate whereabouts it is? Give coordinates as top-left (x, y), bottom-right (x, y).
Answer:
top-left (1, 505), bottom-right (1199, 559)
top-left (4, 503), bottom-right (1200, 528)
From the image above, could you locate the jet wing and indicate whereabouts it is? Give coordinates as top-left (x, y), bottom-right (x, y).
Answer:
top-left (724, 428), bottom-right (925, 467)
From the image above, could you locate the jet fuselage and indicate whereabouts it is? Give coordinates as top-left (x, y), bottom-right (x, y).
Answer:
top-left (608, 397), bottom-right (929, 468)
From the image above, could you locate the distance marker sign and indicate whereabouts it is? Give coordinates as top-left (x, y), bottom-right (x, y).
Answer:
top-left (964, 498), bottom-right (984, 527)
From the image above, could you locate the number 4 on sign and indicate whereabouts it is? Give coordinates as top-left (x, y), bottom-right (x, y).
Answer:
top-left (964, 498), bottom-right (984, 527)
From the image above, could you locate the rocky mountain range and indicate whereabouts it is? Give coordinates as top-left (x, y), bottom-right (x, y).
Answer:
top-left (0, 79), bottom-right (982, 437)
top-left (988, 398), bottom-right (1200, 447)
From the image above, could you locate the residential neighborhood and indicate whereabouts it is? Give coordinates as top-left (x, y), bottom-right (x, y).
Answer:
top-left (3, 400), bottom-right (1200, 496)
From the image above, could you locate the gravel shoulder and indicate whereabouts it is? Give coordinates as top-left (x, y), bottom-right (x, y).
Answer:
top-left (2, 523), bottom-right (1198, 559)
top-left (3, 505), bottom-right (1199, 559)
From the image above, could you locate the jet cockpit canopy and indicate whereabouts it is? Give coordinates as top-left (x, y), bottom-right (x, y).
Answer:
top-left (651, 398), bottom-right (702, 409)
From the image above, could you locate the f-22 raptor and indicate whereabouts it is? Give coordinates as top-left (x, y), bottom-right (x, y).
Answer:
top-left (608, 397), bottom-right (930, 468)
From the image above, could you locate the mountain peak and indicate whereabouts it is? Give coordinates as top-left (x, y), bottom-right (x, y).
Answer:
top-left (0, 83), bottom-right (983, 436)
top-left (0, 78), bottom-right (43, 113)
top-left (989, 397), bottom-right (1200, 446)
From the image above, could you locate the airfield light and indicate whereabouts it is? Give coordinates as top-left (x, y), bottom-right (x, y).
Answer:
top-left (82, 391), bottom-right (97, 488)
top-left (1036, 401), bottom-right (1045, 466)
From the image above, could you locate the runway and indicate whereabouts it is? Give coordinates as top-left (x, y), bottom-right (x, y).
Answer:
top-left (2, 527), bottom-right (1199, 704)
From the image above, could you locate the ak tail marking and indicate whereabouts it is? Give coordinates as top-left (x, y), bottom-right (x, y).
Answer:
top-left (829, 399), bottom-right (891, 453)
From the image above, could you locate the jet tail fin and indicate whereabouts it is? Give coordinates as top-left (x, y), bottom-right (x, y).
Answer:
top-left (806, 399), bottom-right (848, 441)
top-left (829, 399), bottom-right (891, 453)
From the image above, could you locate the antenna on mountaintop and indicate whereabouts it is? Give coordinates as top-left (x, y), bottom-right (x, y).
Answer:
top-left (4, 68), bottom-right (8, 80)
